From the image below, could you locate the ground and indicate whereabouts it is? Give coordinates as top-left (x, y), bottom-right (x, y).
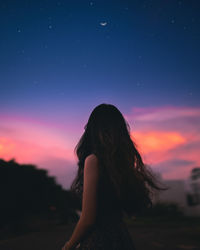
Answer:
top-left (0, 216), bottom-right (199, 250)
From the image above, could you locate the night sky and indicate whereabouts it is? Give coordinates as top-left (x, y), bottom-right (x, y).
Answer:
top-left (0, 0), bottom-right (200, 189)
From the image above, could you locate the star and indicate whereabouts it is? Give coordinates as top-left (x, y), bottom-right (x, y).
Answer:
top-left (171, 19), bottom-right (175, 24)
top-left (100, 22), bottom-right (107, 26)
top-left (17, 28), bottom-right (21, 33)
top-left (48, 25), bottom-right (52, 29)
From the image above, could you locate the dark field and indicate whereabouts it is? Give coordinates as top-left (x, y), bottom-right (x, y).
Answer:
top-left (0, 216), bottom-right (200, 250)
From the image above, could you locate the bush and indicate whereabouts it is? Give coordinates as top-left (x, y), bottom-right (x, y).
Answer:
top-left (139, 201), bottom-right (184, 217)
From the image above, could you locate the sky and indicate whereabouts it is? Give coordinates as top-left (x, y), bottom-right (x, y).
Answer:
top-left (0, 0), bottom-right (200, 189)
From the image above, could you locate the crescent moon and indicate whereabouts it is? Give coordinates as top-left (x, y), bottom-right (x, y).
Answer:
top-left (100, 22), bottom-right (107, 26)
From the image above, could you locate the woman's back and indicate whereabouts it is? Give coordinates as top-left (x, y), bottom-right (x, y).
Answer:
top-left (95, 167), bottom-right (123, 220)
top-left (77, 163), bottom-right (136, 250)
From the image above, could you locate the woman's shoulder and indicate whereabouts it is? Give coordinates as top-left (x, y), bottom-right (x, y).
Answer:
top-left (84, 153), bottom-right (99, 167)
top-left (84, 153), bottom-right (99, 172)
top-left (84, 153), bottom-right (104, 182)
top-left (85, 153), bottom-right (98, 161)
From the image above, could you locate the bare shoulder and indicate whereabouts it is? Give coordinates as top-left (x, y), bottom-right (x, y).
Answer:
top-left (84, 154), bottom-right (99, 172)
top-left (85, 153), bottom-right (98, 163)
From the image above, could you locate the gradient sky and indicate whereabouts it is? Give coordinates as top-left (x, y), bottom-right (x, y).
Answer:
top-left (0, 0), bottom-right (200, 189)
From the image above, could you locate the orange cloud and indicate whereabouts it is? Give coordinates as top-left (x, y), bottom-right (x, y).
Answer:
top-left (131, 131), bottom-right (186, 154)
top-left (126, 106), bottom-right (200, 180)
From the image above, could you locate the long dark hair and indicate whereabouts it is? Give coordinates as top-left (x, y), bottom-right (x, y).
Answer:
top-left (70, 103), bottom-right (168, 216)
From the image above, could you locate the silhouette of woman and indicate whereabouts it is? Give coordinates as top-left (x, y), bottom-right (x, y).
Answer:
top-left (62, 103), bottom-right (167, 250)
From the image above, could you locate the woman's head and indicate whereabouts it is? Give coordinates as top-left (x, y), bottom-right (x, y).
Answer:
top-left (82, 103), bottom-right (131, 155)
top-left (70, 103), bottom-right (168, 216)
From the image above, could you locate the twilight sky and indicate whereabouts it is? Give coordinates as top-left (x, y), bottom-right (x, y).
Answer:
top-left (0, 0), bottom-right (200, 189)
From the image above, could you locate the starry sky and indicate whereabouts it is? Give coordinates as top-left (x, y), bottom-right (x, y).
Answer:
top-left (0, 0), bottom-right (200, 189)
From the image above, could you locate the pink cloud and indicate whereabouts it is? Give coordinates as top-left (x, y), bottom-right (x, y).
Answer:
top-left (0, 115), bottom-right (77, 165)
top-left (125, 105), bottom-right (200, 122)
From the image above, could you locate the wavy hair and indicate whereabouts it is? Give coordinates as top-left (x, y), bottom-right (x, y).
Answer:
top-left (70, 103), bottom-right (168, 216)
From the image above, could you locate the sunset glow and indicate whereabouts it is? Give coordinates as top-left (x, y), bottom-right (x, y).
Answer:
top-left (0, 105), bottom-right (200, 187)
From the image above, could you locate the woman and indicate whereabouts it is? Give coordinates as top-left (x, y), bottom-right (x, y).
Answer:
top-left (62, 103), bottom-right (167, 250)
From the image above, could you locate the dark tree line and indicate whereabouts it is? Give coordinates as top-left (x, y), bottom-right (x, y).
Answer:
top-left (0, 158), bottom-right (79, 230)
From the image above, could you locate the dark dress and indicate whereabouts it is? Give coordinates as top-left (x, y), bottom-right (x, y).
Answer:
top-left (75, 164), bottom-right (136, 250)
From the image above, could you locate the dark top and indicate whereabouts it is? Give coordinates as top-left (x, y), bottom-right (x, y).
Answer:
top-left (76, 162), bottom-right (136, 249)
top-left (77, 162), bottom-right (123, 222)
